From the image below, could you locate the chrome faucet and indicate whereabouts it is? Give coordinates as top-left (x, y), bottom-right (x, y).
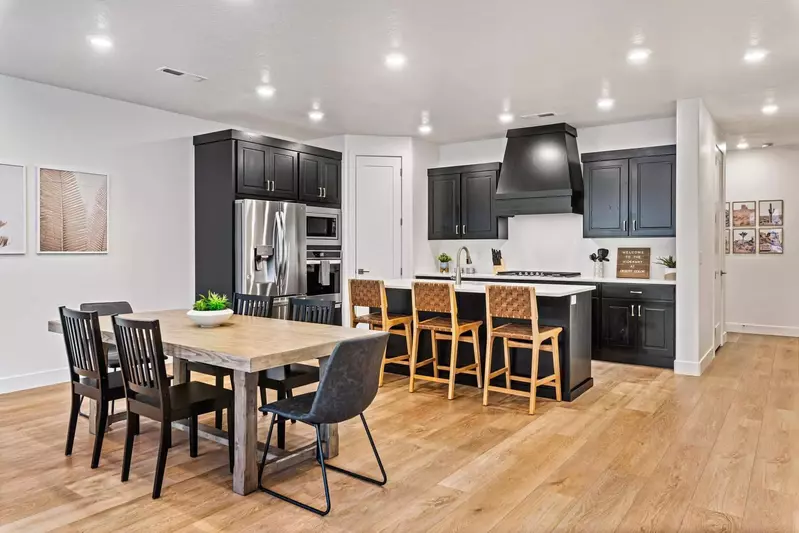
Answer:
top-left (455, 246), bottom-right (472, 285)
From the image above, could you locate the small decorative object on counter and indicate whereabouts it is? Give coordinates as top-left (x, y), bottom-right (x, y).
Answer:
top-left (654, 255), bottom-right (677, 280)
top-left (491, 248), bottom-right (506, 274)
top-left (617, 247), bottom-right (651, 279)
top-left (589, 248), bottom-right (610, 278)
top-left (187, 291), bottom-right (233, 327)
top-left (437, 253), bottom-right (452, 273)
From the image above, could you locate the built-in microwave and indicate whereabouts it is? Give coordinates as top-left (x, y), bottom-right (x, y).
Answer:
top-left (306, 206), bottom-right (341, 247)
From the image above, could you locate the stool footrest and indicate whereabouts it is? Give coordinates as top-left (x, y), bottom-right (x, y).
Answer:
top-left (488, 368), bottom-right (509, 379)
top-left (484, 385), bottom-right (530, 398)
top-left (385, 355), bottom-right (410, 365)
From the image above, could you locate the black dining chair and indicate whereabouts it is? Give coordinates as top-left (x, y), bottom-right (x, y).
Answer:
top-left (59, 306), bottom-right (127, 468)
top-left (287, 296), bottom-right (336, 325)
top-left (112, 316), bottom-right (235, 499)
top-left (257, 333), bottom-right (390, 516)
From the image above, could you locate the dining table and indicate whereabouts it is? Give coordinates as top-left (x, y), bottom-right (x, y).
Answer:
top-left (48, 308), bottom-right (383, 495)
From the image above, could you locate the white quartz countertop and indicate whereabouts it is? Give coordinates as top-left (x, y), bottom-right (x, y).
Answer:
top-left (383, 278), bottom-right (596, 297)
top-left (415, 271), bottom-right (677, 286)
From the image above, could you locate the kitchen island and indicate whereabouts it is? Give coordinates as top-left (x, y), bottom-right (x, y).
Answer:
top-left (381, 279), bottom-right (595, 401)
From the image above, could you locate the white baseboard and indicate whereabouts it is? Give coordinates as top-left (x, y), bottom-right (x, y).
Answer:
top-left (726, 322), bottom-right (799, 338)
top-left (0, 367), bottom-right (69, 395)
top-left (673, 347), bottom-right (715, 377)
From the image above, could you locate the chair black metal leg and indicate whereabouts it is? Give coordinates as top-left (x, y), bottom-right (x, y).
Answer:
top-left (276, 389), bottom-right (286, 449)
top-left (227, 403), bottom-right (235, 474)
top-left (286, 389), bottom-right (296, 424)
top-left (65, 392), bottom-right (81, 456)
top-left (121, 412), bottom-right (137, 482)
top-left (258, 413), bottom-right (276, 482)
top-left (90, 400), bottom-right (109, 469)
top-left (189, 415), bottom-right (199, 458)
top-left (258, 420), bottom-right (331, 516)
top-left (152, 421), bottom-right (170, 499)
top-left (214, 374), bottom-right (224, 430)
top-left (322, 413), bottom-right (387, 486)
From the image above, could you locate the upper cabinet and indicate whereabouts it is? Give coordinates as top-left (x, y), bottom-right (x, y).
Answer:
top-left (427, 163), bottom-right (507, 240)
top-left (195, 130), bottom-right (342, 207)
top-left (582, 146), bottom-right (675, 238)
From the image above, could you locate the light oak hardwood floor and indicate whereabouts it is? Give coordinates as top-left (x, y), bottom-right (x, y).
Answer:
top-left (1, 333), bottom-right (797, 532)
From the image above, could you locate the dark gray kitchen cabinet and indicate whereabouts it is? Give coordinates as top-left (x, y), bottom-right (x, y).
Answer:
top-left (637, 301), bottom-right (675, 365)
top-left (428, 163), bottom-right (507, 240)
top-left (601, 298), bottom-right (637, 353)
top-left (582, 146), bottom-right (676, 238)
top-left (236, 141), bottom-right (298, 200)
top-left (299, 153), bottom-right (341, 206)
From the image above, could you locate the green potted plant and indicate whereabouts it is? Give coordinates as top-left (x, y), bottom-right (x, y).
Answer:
top-left (187, 291), bottom-right (233, 327)
top-left (654, 256), bottom-right (677, 280)
top-left (437, 253), bottom-right (452, 274)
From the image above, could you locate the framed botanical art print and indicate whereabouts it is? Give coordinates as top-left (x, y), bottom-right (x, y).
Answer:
top-left (732, 229), bottom-right (756, 254)
top-left (732, 201), bottom-right (756, 227)
top-left (725, 202), bottom-right (730, 228)
top-left (759, 228), bottom-right (783, 254)
top-left (37, 166), bottom-right (108, 253)
top-left (725, 229), bottom-right (730, 254)
top-left (0, 162), bottom-right (27, 255)
top-left (759, 200), bottom-right (783, 226)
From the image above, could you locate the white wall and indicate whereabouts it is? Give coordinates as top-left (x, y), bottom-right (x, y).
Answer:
top-left (726, 148), bottom-right (799, 336)
top-left (422, 118), bottom-right (677, 277)
top-left (0, 75), bottom-right (237, 393)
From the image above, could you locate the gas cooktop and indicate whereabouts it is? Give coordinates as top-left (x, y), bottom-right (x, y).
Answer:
top-left (497, 270), bottom-right (581, 278)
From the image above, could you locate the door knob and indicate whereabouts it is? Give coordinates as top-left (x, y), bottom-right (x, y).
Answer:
top-left (357, 268), bottom-right (370, 275)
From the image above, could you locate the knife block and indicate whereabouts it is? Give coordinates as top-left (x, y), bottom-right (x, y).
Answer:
top-left (492, 259), bottom-right (506, 274)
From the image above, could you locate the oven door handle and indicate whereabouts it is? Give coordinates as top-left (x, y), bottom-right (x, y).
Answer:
top-left (307, 259), bottom-right (341, 265)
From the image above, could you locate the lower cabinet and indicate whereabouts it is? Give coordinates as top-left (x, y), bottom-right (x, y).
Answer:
top-left (596, 296), bottom-right (675, 368)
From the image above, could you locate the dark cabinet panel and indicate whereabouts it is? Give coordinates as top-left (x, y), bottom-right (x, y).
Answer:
top-left (428, 173), bottom-right (461, 240)
top-left (237, 141), bottom-right (270, 196)
top-left (601, 298), bottom-right (636, 352)
top-left (299, 153), bottom-right (323, 203)
top-left (583, 159), bottom-right (629, 237)
top-left (630, 155), bottom-right (676, 237)
top-left (461, 171), bottom-right (496, 239)
top-left (269, 147), bottom-right (298, 200)
top-left (321, 158), bottom-right (341, 206)
top-left (637, 302), bottom-right (675, 362)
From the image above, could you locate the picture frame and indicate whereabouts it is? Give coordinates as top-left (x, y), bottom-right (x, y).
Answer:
top-left (732, 201), bottom-right (757, 228)
top-left (725, 202), bottom-right (730, 229)
top-left (759, 228), bottom-right (783, 254)
top-left (37, 166), bottom-right (109, 254)
top-left (0, 162), bottom-right (27, 255)
top-left (759, 200), bottom-right (783, 227)
top-left (732, 229), bottom-right (756, 254)
top-left (725, 229), bottom-right (730, 254)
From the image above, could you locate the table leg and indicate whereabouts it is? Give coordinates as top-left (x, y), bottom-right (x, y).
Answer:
top-left (172, 357), bottom-right (188, 385)
top-left (317, 356), bottom-right (339, 459)
top-left (88, 399), bottom-right (98, 435)
top-left (232, 370), bottom-right (258, 495)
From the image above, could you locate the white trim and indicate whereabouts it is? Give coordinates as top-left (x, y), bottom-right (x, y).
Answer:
top-left (0, 367), bottom-right (69, 395)
top-left (726, 322), bottom-right (799, 338)
top-left (673, 347), bottom-right (715, 376)
top-left (0, 161), bottom-right (27, 255)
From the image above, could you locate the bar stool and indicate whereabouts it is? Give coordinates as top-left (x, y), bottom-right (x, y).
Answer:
top-left (482, 284), bottom-right (562, 414)
top-left (349, 279), bottom-right (413, 387)
top-left (409, 281), bottom-right (483, 400)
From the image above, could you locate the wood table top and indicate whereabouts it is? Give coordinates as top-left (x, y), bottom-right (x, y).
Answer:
top-left (48, 309), bottom-right (383, 373)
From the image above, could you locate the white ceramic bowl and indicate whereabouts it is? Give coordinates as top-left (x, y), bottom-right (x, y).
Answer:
top-left (187, 309), bottom-right (233, 328)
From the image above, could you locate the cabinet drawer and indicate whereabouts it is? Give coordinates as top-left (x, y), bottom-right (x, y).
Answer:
top-left (601, 283), bottom-right (674, 301)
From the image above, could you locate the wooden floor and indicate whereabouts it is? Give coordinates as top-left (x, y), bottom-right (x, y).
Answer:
top-left (1, 333), bottom-right (798, 532)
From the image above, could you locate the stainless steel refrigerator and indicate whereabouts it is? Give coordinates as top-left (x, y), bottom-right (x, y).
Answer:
top-left (235, 199), bottom-right (307, 318)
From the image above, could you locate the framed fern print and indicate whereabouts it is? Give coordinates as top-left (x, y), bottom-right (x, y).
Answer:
top-left (0, 162), bottom-right (27, 255)
top-left (37, 167), bottom-right (108, 253)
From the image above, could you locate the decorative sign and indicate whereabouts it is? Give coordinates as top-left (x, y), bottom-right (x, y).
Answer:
top-left (617, 247), bottom-right (651, 279)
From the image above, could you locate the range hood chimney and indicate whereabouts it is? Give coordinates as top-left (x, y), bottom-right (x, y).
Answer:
top-left (496, 123), bottom-right (583, 216)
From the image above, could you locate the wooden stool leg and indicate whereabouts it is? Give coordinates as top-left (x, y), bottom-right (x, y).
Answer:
top-left (483, 335), bottom-right (494, 406)
top-left (408, 327), bottom-right (421, 393)
top-left (472, 330), bottom-right (483, 389)
top-left (447, 332), bottom-right (459, 400)
top-left (503, 338), bottom-right (512, 389)
top-left (378, 330), bottom-right (387, 388)
top-left (431, 331), bottom-right (439, 379)
top-left (530, 341), bottom-right (541, 415)
top-left (404, 323), bottom-right (413, 357)
top-left (551, 336), bottom-right (562, 402)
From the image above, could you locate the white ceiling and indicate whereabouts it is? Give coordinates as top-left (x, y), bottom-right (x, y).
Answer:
top-left (1, 0), bottom-right (798, 146)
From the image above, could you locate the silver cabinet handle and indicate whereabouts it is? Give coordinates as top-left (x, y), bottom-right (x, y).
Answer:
top-left (630, 290), bottom-right (643, 294)
top-left (631, 305), bottom-right (636, 317)
top-left (633, 220), bottom-right (637, 231)
top-left (455, 225), bottom-right (459, 235)
top-left (270, 180), bottom-right (275, 192)
top-left (638, 304), bottom-right (642, 317)
top-left (323, 187), bottom-right (327, 198)
top-left (623, 220), bottom-right (627, 232)
top-left (318, 187), bottom-right (322, 197)
top-left (463, 224), bottom-right (467, 234)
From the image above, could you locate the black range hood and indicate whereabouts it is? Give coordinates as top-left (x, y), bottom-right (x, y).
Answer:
top-left (496, 123), bottom-right (583, 216)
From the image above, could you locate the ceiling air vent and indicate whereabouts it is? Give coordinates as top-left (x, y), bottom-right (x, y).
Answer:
top-left (156, 66), bottom-right (207, 82)
top-left (519, 111), bottom-right (558, 120)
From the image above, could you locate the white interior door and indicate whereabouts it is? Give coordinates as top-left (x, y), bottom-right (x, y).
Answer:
top-left (355, 156), bottom-right (403, 280)
top-left (713, 148), bottom-right (726, 349)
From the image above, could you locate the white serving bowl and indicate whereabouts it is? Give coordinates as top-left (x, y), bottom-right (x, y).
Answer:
top-left (187, 309), bottom-right (233, 328)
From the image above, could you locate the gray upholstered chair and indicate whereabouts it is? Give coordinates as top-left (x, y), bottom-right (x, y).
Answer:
top-left (257, 332), bottom-right (390, 516)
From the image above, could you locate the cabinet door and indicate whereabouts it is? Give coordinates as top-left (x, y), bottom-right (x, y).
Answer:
top-left (630, 155), bottom-right (676, 237)
top-left (299, 153), bottom-right (324, 203)
top-left (269, 147), bottom-right (299, 200)
top-left (320, 157), bottom-right (341, 206)
top-left (601, 298), bottom-right (636, 353)
top-left (428, 173), bottom-right (461, 240)
top-left (460, 170), bottom-right (498, 239)
top-left (637, 301), bottom-right (675, 362)
top-left (583, 159), bottom-right (629, 237)
top-left (236, 141), bottom-right (270, 197)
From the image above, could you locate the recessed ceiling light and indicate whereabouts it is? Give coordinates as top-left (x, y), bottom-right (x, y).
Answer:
top-left (737, 140), bottom-right (749, 150)
top-left (626, 47), bottom-right (651, 65)
top-left (308, 109), bottom-right (325, 122)
top-left (256, 85), bottom-right (276, 98)
top-left (743, 48), bottom-right (769, 64)
top-left (761, 103), bottom-right (779, 115)
top-left (418, 123), bottom-right (432, 135)
top-left (498, 112), bottom-right (514, 124)
top-left (384, 52), bottom-right (407, 70)
top-left (87, 35), bottom-right (113, 51)
top-left (596, 97), bottom-right (615, 111)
